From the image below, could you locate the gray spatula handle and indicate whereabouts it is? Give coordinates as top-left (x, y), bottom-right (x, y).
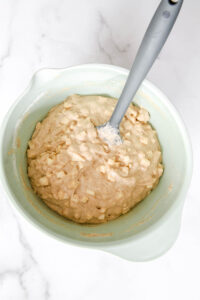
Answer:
top-left (109, 0), bottom-right (183, 128)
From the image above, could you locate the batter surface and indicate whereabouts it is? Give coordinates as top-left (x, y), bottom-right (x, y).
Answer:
top-left (27, 94), bottom-right (163, 224)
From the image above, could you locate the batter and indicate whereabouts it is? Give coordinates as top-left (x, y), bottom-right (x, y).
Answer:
top-left (27, 94), bottom-right (163, 224)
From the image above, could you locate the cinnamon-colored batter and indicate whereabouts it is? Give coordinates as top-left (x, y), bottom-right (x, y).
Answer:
top-left (27, 94), bottom-right (163, 224)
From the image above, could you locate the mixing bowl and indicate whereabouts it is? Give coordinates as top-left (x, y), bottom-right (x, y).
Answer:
top-left (0, 64), bottom-right (193, 261)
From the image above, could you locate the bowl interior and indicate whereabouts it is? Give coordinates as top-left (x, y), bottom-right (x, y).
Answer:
top-left (0, 65), bottom-right (192, 246)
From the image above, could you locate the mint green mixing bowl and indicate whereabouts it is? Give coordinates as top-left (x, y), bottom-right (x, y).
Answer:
top-left (0, 64), bottom-right (193, 261)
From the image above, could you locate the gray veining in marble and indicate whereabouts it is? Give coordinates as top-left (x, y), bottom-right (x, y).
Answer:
top-left (0, 0), bottom-right (200, 299)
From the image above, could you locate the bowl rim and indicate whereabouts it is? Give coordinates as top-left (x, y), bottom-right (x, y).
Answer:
top-left (0, 63), bottom-right (193, 248)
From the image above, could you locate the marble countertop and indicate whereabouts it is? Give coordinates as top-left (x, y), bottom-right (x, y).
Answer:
top-left (0, 0), bottom-right (199, 299)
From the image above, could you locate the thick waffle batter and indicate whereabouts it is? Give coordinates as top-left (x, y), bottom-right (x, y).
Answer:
top-left (27, 94), bottom-right (163, 224)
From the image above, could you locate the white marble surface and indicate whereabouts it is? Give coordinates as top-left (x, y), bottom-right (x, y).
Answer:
top-left (0, 0), bottom-right (199, 299)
